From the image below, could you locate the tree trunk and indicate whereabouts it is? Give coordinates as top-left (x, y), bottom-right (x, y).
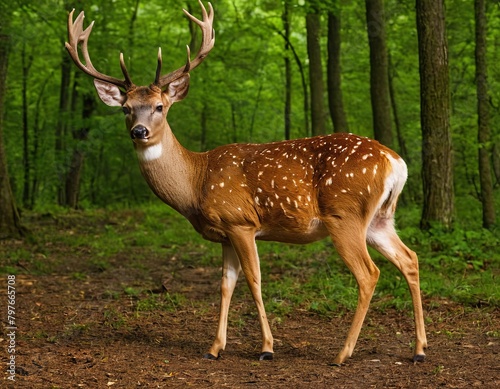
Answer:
top-left (493, 142), bottom-right (500, 186)
top-left (249, 84), bottom-right (263, 142)
top-left (283, 0), bottom-right (292, 140)
top-left (327, 10), bottom-right (349, 133)
top-left (30, 74), bottom-right (52, 209)
top-left (475, 0), bottom-right (495, 228)
top-left (275, 29), bottom-right (309, 137)
top-left (306, 10), bottom-right (326, 136)
top-left (416, 0), bottom-right (454, 230)
top-left (0, 8), bottom-right (24, 239)
top-left (365, 0), bottom-right (392, 147)
top-left (65, 90), bottom-right (94, 209)
top-left (127, 0), bottom-right (141, 58)
top-left (22, 44), bottom-right (33, 209)
top-left (388, 54), bottom-right (413, 204)
top-left (56, 54), bottom-right (72, 206)
top-left (388, 53), bottom-right (409, 163)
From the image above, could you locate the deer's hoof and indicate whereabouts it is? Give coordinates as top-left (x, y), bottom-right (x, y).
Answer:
top-left (413, 354), bottom-right (426, 363)
top-left (259, 352), bottom-right (273, 361)
top-left (203, 353), bottom-right (219, 360)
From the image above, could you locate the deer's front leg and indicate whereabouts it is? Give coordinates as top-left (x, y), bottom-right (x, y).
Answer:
top-left (227, 229), bottom-right (274, 360)
top-left (205, 243), bottom-right (241, 359)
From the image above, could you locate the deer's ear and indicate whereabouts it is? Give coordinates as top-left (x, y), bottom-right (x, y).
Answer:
top-left (93, 79), bottom-right (126, 107)
top-left (167, 74), bottom-right (190, 103)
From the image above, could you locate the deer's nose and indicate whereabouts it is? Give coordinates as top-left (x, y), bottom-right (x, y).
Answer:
top-left (130, 125), bottom-right (149, 140)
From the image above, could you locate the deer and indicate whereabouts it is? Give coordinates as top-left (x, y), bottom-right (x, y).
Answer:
top-left (65, 0), bottom-right (427, 365)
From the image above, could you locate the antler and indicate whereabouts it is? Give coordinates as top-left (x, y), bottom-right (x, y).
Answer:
top-left (66, 1), bottom-right (214, 90)
top-left (155, 0), bottom-right (215, 87)
top-left (65, 9), bottom-right (134, 90)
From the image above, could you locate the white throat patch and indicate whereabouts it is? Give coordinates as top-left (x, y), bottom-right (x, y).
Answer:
top-left (137, 143), bottom-right (163, 162)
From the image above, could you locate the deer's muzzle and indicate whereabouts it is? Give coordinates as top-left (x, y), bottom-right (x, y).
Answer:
top-left (131, 125), bottom-right (149, 140)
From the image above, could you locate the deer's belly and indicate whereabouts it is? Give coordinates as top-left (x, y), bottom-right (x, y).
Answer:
top-left (255, 217), bottom-right (329, 244)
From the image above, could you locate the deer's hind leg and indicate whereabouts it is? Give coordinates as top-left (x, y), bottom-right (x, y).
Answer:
top-left (323, 216), bottom-right (380, 365)
top-left (367, 214), bottom-right (427, 362)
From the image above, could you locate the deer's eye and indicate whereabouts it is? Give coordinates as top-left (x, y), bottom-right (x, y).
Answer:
top-left (155, 104), bottom-right (163, 113)
top-left (122, 106), bottom-right (130, 115)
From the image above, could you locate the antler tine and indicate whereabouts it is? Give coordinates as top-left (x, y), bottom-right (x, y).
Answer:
top-left (154, 48), bottom-right (163, 86)
top-left (119, 53), bottom-right (133, 87)
top-left (65, 9), bottom-right (134, 90)
top-left (157, 0), bottom-right (215, 87)
top-left (183, 45), bottom-right (192, 73)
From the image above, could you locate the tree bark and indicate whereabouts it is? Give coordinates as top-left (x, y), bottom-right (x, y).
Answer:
top-left (306, 10), bottom-right (326, 136)
top-left (30, 73), bottom-right (52, 209)
top-left (365, 0), bottom-right (392, 147)
top-left (283, 0), bottom-right (292, 140)
top-left (0, 7), bottom-right (24, 238)
top-left (388, 54), bottom-right (414, 203)
top-left (493, 142), bottom-right (500, 186)
top-left (65, 89), bottom-right (94, 209)
top-left (327, 10), bottom-right (349, 133)
top-left (416, 0), bottom-right (454, 230)
top-left (56, 54), bottom-right (72, 206)
top-left (22, 44), bottom-right (33, 209)
top-left (475, 0), bottom-right (495, 228)
top-left (388, 53), bottom-right (409, 163)
top-left (275, 29), bottom-right (309, 137)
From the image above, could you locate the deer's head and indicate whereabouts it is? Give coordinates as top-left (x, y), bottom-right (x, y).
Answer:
top-left (65, 0), bottom-right (214, 147)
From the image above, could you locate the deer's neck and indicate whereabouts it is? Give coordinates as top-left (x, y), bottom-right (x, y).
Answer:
top-left (135, 129), bottom-right (206, 217)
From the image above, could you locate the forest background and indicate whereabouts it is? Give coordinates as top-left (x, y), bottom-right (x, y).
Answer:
top-left (0, 1), bottom-right (498, 302)
top-left (0, 2), bottom-right (499, 385)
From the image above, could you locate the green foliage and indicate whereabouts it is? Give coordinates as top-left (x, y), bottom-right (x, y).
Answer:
top-left (63, 323), bottom-right (90, 339)
top-left (1, 0), bottom-right (498, 224)
top-left (0, 246), bottom-right (50, 274)
top-left (103, 308), bottom-right (127, 330)
top-left (135, 292), bottom-right (186, 313)
top-left (411, 227), bottom-right (499, 307)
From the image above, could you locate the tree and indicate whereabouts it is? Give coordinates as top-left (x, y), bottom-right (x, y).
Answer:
top-left (275, 18), bottom-right (310, 138)
top-left (55, 54), bottom-right (72, 206)
top-left (0, 4), bottom-right (24, 238)
top-left (365, 0), bottom-right (392, 147)
top-left (306, 6), bottom-right (326, 136)
top-left (283, 0), bottom-right (292, 140)
top-left (65, 82), bottom-right (95, 209)
top-left (327, 7), bottom-right (349, 133)
top-left (474, 0), bottom-right (496, 229)
top-left (416, 0), bottom-right (454, 229)
top-left (21, 43), bottom-right (33, 209)
top-left (388, 53), bottom-right (409, 163)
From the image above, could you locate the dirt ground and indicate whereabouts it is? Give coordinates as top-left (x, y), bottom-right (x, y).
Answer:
top-left (1, 213), bottom-right (499, 388)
